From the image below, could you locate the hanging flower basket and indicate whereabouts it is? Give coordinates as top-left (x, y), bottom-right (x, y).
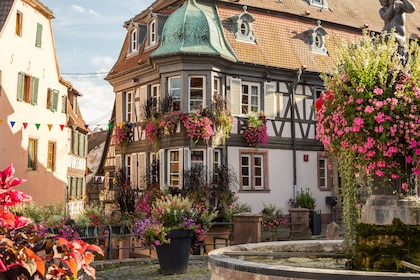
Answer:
top-left (242, 112), bottom-right (268, 147)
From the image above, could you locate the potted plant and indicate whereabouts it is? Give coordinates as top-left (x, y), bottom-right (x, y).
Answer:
top-left (294, 188), bottom-right (321, 235)
top-left (180, 109), bottom-right (214, 147)
top-left (113, 122), bottom-right (132, 147)
top-left (134, 194), bottom-right (216, 275)
top-left (260, 203), bottom-right (287, 241)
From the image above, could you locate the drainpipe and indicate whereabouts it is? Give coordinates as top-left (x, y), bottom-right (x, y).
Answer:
top-left (291, 67), bottom-right (304, 200)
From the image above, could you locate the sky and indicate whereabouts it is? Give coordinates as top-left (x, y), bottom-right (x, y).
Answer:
top-left (41, 0), bottom-right (155, 130)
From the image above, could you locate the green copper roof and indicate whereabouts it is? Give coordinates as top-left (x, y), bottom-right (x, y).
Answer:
top-left (151, 0), bottom-right (236, 61)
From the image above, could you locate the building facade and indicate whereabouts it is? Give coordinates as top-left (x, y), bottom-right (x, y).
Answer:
top-left (104, 0), bottom-right (420, 215)
top-left (0, 0), bottom-right (87, 215)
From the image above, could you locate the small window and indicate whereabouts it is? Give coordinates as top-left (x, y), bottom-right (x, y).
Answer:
top-left (241, 81), bottom-right (260, 114)
top-left (239, 150), bottom-right (268, 191)
top-left (169, 150), bottom-right (180, 187)
top-left (35, 23), bottom-right (42, 47)
top-left (318, 153), bottom-right (333, 190)
top-left (130, 28), bottom-right (137, 53)
top-left (309, 0), bottom-right (328, 9)
top-left (28, 138), bottom-right (37, 170)
top-left (151, 84), bottom-right (160, 113)
top-left (47, 141), bottom-right (56, 171)
top-left (230, 6), bottom-right (256, 43)
top-left (16, 11), bottom-right (22, 36)
top-left (168, 76), bottom-right (181, 111)
top-left (126, 155), bottom-right (132, 183)
top-left (189, 76), bottom-right (205, 111)
top-left (47, 88), bottom-right (59, 112)
top-left (213, 77), bottom-right (221, 97)
top-left (148, 19), bottom-right (157, 45)
top-left (306, 21), bottom-right (328, 55)
top-left (125, 92), bottom-right (133, 122)
top-left (17, 72), bottom-right (38, 105)
top-left (191, 150), bottom-right (205, 169)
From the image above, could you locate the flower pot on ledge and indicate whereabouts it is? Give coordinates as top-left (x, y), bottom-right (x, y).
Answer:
top-left (156, 229), bottom-right (193, 275)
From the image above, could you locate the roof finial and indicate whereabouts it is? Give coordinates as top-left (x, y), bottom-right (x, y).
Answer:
top-left (243, 6), bottom-right (248, 13)
top-left (149, 7), bottom-right (153, 16)
top-left (317, 20), bottom-right (321, 26)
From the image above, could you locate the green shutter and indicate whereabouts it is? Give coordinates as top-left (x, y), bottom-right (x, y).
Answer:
top-left (62, 95), bottom-right (68, 113)
top-left (17, 72), bottom-right (24, 101)
top-left (52, 90), bottom-right (59, 112)
top-left (31, 77), bottom-right (39, 105)
top-left (35, 23), bottom-right (42, 47)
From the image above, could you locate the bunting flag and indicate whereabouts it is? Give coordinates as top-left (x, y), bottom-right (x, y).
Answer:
top-left (47, 124), bottom-right (53, 131)
top-left (85, 124), bottom-right (89, 129)
top-left (10, 121), bottom-right (15, 127)
top-left (4, 120), bottom-right (122, 132)
top-left (35, 124), bottom-right (41, 130)
top-left (23, 123), bottom-right (28, 129)
top-left (60, 124), bottom-right (65, 131)
top-left (108, 123), bottom-right (114, 130)
top-left (0, 120), bottom-right (3, 125)
top-left (72, 125), bottom-right (77, 131)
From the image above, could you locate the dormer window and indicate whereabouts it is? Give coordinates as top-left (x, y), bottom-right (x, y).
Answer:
top-left (308, 0), bottom-right (328, 9)
top-left (305, 20), bottom-right (328, 55)
top-left (130, 28), bottom-right (138, 53)
top-left (230, 6), bottom-right (256, 44)
top-left (149, 19), bottom-right (157, 45)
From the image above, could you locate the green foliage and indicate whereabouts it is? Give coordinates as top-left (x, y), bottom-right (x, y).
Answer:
top-left (10, 202), bottom-right (65, 224)
top-left (295, 188), bottom-right (316, 210)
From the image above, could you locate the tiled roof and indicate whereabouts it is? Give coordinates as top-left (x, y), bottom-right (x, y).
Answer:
top-left (108, 0), bottom-right (420, 77)
top-left (0, 0), bottom-right (14, 33)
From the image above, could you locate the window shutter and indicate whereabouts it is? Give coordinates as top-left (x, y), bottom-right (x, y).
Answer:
top-left (138, 153), bottom-right (146, 189)
top-left (131, 153), bottom-right (138, 188)
top-left (73, 130), bottom-right (79, 155)
top-left (81, 134), bottom-right (87, 157)
top-left (116, 92), bottom-right (123, 124)
top-left (115, 155), bottom-right (122, 170)
top-left (159, 149), bottom-right (165, 186)
top-left (207, 147), bottom-right (214, 180)
top-left (230, 78), bottom-right (241, 115)
top-left (139, 86), bottom-right (147, 118)
top-left (17, 72), bottom-right (24, 101)
top-left (52, 90), bottom-right (59, 112)
top-left (62, 95), bottom-right (68, 114)
top-left (183, 147), bottom-right (190, 172)
top-left (179, 148), bottom-right (185, 188)
top-left (35, 23), bottom-right (42, 47)
top-left (31, 77), bottom-right (39, 105)
top-left (264, 82), bottom-right (276, 119)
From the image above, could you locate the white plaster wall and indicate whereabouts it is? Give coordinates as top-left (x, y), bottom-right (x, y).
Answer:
top-left (0, 1), bottom-right (68, 205)
top-left (228, 147), bottom-right (332, 215)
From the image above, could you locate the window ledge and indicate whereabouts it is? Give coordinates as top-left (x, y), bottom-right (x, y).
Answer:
top-left (239, 189), bottom-right (270, 193)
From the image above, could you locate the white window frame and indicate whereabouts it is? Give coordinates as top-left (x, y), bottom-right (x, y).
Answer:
top-left (130, 28), bottom-right (138, 53)
top-left (168, 76), bottom-right (181, 111)
top-left (125, 91), bottom-right (133, 122)
top-left (169, 150), bottom-right (180, 187)
top-left (148, 19), bottom-right (157, 46)
top-left (189, 76), bottom-right (205, 112)
top-left (126, 154), bottom-right (132, 183)
top-left (319, 158), bottom-right (327, 189)
top-left (151, 84), bottom-right (160, 113)
top-left (213, 76), bottom-right (221, 97)
top-left (191, 149), bottom-right (206, 169)
top-left (28, 138), bottom-right (38, 170)
top-left (239, 150), bottom-right (268, 191)
top-left (241, 81), bottom-right (260, 114)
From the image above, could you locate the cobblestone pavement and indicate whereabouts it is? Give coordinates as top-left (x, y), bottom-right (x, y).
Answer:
top-left (91, 256), bottom-right (211, 280)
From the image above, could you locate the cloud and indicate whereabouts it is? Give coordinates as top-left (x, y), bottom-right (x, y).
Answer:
top-left (92, 56), bottom-right (115, 70)
top-left (70, 78), bottom-right (114, 126)
top-left (70, 5), bottom-right (99, 16)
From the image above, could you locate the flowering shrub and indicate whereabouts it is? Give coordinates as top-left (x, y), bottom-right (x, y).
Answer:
top-left (316, 32), bottom-right (420, 191)
top-left (212, 94), bottom-right (235, 143)
top-left (0, 164), bottom-right (103, 279)
top-left (181, 110), bottom-right (214, 146)
top-left (315, 31), bottom-right (420, 248)
top-left (113, 122), bottom-right (132, 146)
top-left (242, 112), bottom-right (268, 147)
top-left (134, 194), bottom-right (217, 247)
top-left (260, 204), bottom-right (287, 232)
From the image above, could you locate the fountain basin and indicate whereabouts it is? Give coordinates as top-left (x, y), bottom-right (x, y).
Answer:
top-left (208, 240), bottom-right (420, 279)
